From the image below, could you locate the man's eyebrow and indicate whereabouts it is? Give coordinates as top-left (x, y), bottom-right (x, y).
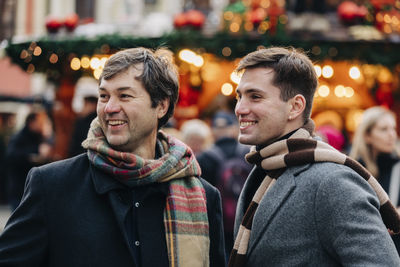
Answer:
top-left (98, 87), bottom-right (133, 91)
top-left (236, 88), bottom-right (263, 94)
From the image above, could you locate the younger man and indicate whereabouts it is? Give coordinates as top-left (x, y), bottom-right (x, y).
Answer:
top-left (229, 47), bottom-right (400, 266)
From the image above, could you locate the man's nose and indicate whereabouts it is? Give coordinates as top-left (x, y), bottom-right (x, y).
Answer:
top-left (235, 98), bottom-right (249, 116)
top-left (104, 97), bottom-right (121, 113)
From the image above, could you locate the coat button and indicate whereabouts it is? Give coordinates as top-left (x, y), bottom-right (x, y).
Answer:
top-left (135, 202), bottom-right (140, 208)
top-left (135, 241), bottom-right (140, 246)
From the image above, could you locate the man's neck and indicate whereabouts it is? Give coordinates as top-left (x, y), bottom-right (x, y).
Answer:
top-left (256, 128), bottom-right (300, 151)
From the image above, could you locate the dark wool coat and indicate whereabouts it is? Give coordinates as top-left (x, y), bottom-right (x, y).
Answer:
top-left (0, 154), bottom-right (226, 267)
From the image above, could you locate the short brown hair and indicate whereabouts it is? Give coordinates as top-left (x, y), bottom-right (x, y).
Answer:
top-left (236, 47), bottom-right (318, 121)
top-left (100, 47), bottom-right (179, 129)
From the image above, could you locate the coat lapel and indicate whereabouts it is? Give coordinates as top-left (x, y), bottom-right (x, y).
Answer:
top-left (244, 165), bottom-right (309, 255)
top-left (90, 165), bottom-right (137, 263)
top-left (246, 171), bottom-right (296, 254)
top-left (234, 166), bottom-right (257, 238)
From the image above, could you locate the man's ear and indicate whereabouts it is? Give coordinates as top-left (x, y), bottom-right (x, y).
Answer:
top-left (288, 94), bottom-right (306, 121)
top-left (157, 98), bottom-right (170, 119)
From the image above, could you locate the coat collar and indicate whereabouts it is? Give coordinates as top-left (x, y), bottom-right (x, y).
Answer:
top-left (89, 163), bottom-right (126, 194)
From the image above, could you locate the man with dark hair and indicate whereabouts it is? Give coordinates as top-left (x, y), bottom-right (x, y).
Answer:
top-left (228, 47), bottom-right (400, 266)
top-left (0, 47), bottom-right (226, 267)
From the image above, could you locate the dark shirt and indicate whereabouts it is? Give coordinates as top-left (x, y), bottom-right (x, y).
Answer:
top-left (123, 183), bottom-right (170, 266)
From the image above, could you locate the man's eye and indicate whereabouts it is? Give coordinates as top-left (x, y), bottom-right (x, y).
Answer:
top-left (99, 94), bottom-right (108, 99)
top-left (251, 95), bottom-right (261, 99)
top-left (121, 94), bottom-right (131, 98)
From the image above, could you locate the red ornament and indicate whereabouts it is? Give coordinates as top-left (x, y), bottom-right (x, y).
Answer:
top-left (370, 0), bottom-right (396, 11)
top-left (337, 1), bottom-right (366, 24)
top-left (45, 16), bottom-right (63, 33)
top-left (249, 8), bottom-right (266, 26)
top-left (376, 84), bottom-right (394, 108)
top-left (186, 10), bottom-right (205, 29)
top-left (64, 13), bottom-right (79, 32)
top-left (173, 12), bottom-right (188, 28)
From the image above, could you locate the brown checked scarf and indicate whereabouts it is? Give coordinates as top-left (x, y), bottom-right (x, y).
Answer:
top-left (82, 118), bottom-right (210, 267)
top-left (228, 119), bottom-right (400, 267)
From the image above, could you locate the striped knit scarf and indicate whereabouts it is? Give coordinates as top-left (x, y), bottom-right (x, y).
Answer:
top-left (82, 118), bottom-right (210, 267)
top-left (228, 119), bottom-right (400, 267)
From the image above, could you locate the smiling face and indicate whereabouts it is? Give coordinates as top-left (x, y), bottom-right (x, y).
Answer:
top-left (97, 65), bottom-right (168, 157)
top-left (366, 113), bottom-right (398, 155)
top-left (235, 67), bottom-right (293, 147)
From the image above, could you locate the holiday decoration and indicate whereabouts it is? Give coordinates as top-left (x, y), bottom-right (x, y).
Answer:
top-left (173, 10), bottom-right (205, 30)
top-left (64, 14), bottom-right (79, 32)
top-left (45, 16), bottom-right (63, 34)
top-left (337, 1), bottom-right (368, 25)
top-left (174, 12), bottom-right (188, 28)
top-left (186, 10), bottom-right (206, 29)
top-left (222, 0), bottom-right (286, 36)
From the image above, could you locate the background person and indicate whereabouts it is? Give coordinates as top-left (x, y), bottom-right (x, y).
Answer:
top-left (350, 105), bottom-right (400, 254)
top-left (180, 118), bottom-right (213, 156)
top-left (68, 76), bottom-right (99, 157)
top-left (0, 47), bottom-right (226, 267)
top-left (5, 109), bottom-right (53, 211)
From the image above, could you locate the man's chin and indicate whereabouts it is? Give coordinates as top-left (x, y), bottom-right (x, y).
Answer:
top-left (238, 135), bottom-right (254, 146)
top-left (106, 137), bottom-right (128, 150)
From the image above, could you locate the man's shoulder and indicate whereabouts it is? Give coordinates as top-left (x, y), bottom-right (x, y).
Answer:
top-left (33, 153), bottom-right (90, 181)
top-left (296, 161), bottom-right (355, 177)
top-left (293, 161), bottom-right (375, 196)
top-left (291, 161), bottom-right (366, 188)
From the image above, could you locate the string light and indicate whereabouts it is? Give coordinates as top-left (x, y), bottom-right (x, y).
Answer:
top-left (349, 66), bottom-right (361, 80)
top-left (90, 57), bottom-right (101, 70)
top-left (33, 46), bottom-right (42, 56)
top-left (221, 83), bottom-right (234, 96)
top-left (81, 56), bottom-right (90, 69)
top-left (334, 85), bottom-right (346, 97)
top-left (49, 53), bottom-right (58, 64)
top-left (318, 85), bottom-right (330, 97)
top-left (322, 65), bottom-right (334, 78)
top-left (345, 87), bottom-right (354, 98)
top-left (314, 65), bottom-right (322, 78)
top-left (230, 71), bottom-right (241, 84)
top-left (178, 49), bottom-right (204, 67)
top-left (70, 57), bottom-right (81, 70)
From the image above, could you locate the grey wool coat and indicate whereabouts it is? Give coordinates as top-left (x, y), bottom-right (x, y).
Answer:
top-left (234, 162), bottom-right (400, 266)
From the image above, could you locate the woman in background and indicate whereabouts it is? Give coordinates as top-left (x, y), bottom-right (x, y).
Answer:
top-left (350, 106), bottom-right (400, 253)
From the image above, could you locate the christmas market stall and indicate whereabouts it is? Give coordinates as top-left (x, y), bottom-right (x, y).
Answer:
top-left (3, 0), bottom-right (400, 156)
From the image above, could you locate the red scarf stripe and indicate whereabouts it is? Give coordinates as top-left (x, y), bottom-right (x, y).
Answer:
top-left (169, 183), bottom-right (206, 192)
top-left (165, 204), bottom-right (208, 213)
